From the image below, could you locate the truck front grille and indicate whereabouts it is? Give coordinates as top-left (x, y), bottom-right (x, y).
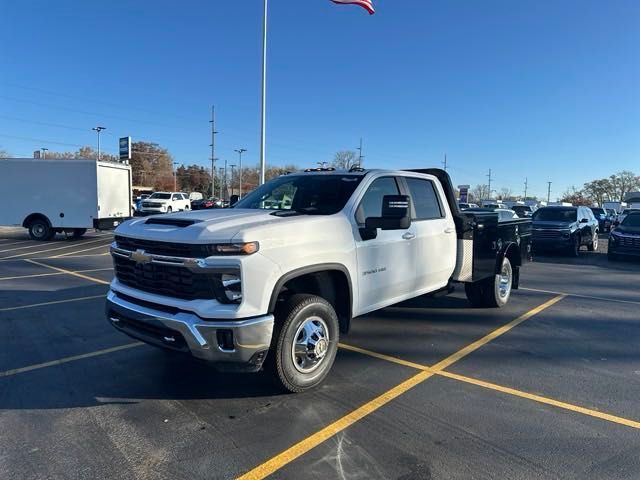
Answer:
top-left (113, 255), bottom-right (218, 300)
top-left (533, 229), bottom-right (563, 239)
top-left (115, 236), bottom-right (213, 258)
top-left (619, 236), bottom-right (640, 248)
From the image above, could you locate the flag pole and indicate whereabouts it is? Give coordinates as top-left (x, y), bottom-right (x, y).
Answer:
top-left (259, 0), bottom-right (268, 185)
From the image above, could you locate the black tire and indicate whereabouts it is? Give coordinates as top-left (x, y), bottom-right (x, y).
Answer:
top-left (71, 228), bottom-right (87, 239)
top-left (464, 281), bottom-right (487, 307)
top-left (166, 206), bottom-right (172, 213)
top-left (28, 218), bottom-right (54, 241)
top-left (587, 232), bottom-right (598, 251)
top-left (268, 294), bottom-right (339, 393)
top-left (569, 235), bottom-right (580, 257)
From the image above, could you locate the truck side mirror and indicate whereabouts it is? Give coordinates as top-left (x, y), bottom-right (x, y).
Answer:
top-left (365, 195), bottom-right (412, 231)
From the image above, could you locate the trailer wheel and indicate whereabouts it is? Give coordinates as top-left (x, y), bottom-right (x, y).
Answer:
top-left (28, 218), bottom-right (54, 241)
top-left (267, 294), bottom-right (339, 393)
top-left (71, 228), bottom-right (87, 239)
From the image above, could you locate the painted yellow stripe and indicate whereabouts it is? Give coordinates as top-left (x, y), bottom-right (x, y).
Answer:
top-left (0, 342), bottom-right (143, 377)
top-left (338, 342), bottom-right (427, 370)
top-left (436, 370), bottom-right (640, 430)
top-left (1, 238), bottom-right (109, 259)
top-left (25, 259), bottom-right (110, 285)
top-left (0, 295), bottom-right (106, 312)
top-left (430, 294), bottom-right (565, 371)
top-left (0, 267), bottom-right (112, 282)
top-left (237, 296), bottom-right (564, 480)
top-left (521, 287), bottom-right (640, 307)
top-left (236, 369), bottom-right (434, 480)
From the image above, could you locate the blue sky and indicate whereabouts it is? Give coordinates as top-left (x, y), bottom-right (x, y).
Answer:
top-left (1, 0), bottom-right (638, 199)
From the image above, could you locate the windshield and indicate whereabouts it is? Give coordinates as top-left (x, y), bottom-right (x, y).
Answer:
top-left (590, 208), bottom-right (605, 216)
top-left (149, 193), bottom-right (171, 200)
top-left (533, 208), bottom-right (577, 222)
top-left (234, 174), bottom-right (364, 215)
top-left (513, 206), bottom-right (531, 212)
top-left (621, 214), bottom-right (640, 227)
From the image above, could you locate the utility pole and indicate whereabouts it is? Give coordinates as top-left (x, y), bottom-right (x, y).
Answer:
top-left (209, 106), bottom-right (218, 199)
top-left (486, 168), bottom-right (492, 199)
top-left (356, 138), bottom-right (364, 167)
top-left (442, 153), bottom-right (447, 171)
top-left (40, 147), bottom-right (48, 159)
top-left (230, 164), bottom-right (236, 197)
top-left (224, 158), bottom-right (228, 201)
top-left (524, 178), bottom-right (528, 200)
top-left (547, 181), bottom-right (552, 203)
top-left (234, 148), bottom-right (247, 198)
top-left (259, 0), bottom-right (268, 185)
top-left (92, 126), bottom-right (106, 161)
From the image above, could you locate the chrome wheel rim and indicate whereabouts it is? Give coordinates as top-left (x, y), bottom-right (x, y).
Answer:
top-left (498, 261), bottom-right (512, 299)
top-left (291, 316), bottom-right (330, 374)
top-left (593, 235), bottom-right (598, 250)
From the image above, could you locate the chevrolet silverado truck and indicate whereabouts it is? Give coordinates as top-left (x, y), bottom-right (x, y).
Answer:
top-left (106, 168), bottom-right (531, 392)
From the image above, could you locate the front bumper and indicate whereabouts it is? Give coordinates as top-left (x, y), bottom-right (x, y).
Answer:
top-left (532, 236), bottom-right (573, 249)
top-left (106, 290), bottom-right (274, 371)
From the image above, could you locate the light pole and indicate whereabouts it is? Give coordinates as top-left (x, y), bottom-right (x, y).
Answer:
top-left (259, 0), bottom-right (268, 185)
top-left (40, 147), bottom-right (48, 159)
top-left (230, 164), bottom-right (236, 197)
top-left (173, 162), bottom-right (179, 191)
top-left (92, 126), bottom-right (106, 160)
top-left (234, 148), bottom-right (247, 198)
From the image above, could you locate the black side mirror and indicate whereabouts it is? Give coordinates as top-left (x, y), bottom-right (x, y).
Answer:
top-left (365, 195), bottom-right (412, 231)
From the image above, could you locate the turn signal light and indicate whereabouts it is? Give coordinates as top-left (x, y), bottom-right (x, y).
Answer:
top-left (214, 242), bottom-right (259, 255)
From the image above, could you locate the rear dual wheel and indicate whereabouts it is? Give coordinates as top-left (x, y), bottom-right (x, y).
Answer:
top-left (465, 257), bottom-right (513, 308)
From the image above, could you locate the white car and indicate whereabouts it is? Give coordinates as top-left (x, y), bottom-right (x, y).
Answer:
top-left (107, 168), bottom-right (531, 392)
top-left (139, 192), bottom-right (191, 214)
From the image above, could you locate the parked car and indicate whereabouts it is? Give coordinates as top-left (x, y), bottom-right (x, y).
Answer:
top-left (608, 212), bottom-right (640, 261)
top-left (482, 202), bottom-right (509, 209)
top-left (512, 205), bottom-right (534, 218)
top-left (139, 192), bottom-right (191, 215)
top-left (532, 206), bottom-right (599, 256)
top-left (464, 207), bottom-right (519, 222)
top-left (617, 208), bottom-right (640, 224)
top-left (590, 207), bottom-right (612, 232)
top-left (458, 202), bottom-right (479, 210)
top-left (191, 197), bottom-right (217, 210)
top-left (106, 167), bottom-right (531, 392)
top-left (188, 192), bottom-right (204, 202)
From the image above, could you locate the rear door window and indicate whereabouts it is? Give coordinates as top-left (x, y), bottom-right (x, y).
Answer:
top-left (405, 177), bottom-right (444, 220)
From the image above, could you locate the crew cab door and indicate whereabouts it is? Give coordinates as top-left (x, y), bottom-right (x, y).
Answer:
top-left (401, 175), bottom-right (457, 292)
top-left (353, 176), bottom-right (417, 313)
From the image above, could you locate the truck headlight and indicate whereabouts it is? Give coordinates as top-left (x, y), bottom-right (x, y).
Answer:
top-left (211, 242), bottom-right (259, 255)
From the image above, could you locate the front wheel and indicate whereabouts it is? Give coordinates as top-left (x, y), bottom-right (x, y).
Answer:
top-left (587, 233), bottom-right (598, 251)
top-left (569, 236), bottom-right (581, 257)
top-left (28, 218), bottom-right (54, 241)
top-left (166, 206), bottom-right (172, 214)
top-left (268, 294), bottom-right (339, 393)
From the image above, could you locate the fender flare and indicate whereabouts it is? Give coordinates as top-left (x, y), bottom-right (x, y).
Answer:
top-left (268, 263), bottom-right (354, 331)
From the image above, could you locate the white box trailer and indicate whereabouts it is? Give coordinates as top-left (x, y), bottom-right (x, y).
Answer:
top-left (0, 158), bottom-right (132, 240)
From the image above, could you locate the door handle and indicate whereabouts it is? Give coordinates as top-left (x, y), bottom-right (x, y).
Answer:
top-left (402, 232), bottom-right (416, 240)
top-left (444, 227), bottom-right (454, 234)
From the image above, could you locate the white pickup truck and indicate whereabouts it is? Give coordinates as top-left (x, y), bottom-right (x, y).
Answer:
top-left (106, 168), bottom-right (531, 392)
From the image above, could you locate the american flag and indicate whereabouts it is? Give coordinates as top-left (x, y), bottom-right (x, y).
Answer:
top-left (330, 0), bottom-right (375, 15)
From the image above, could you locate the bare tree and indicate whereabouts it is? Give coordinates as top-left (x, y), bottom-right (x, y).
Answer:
top-left (497, 187), bottom-right (513, 200)
top-left (469, 184), bottom-right (489, 202)
top-left (331, 150), bottom-right (359, 170)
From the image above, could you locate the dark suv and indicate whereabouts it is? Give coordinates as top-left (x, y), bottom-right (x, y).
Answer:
top-left (532, 206), bottom-right (599, 256)
top-left (589, 207), bottom-right (612, 232)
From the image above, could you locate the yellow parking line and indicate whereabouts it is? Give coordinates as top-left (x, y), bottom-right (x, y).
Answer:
top-left (37, 252), bottom-right (111, 260)
top-left (0, 294), bottom-right (106, 312)
top-left (1, 238), bottom-right (109, 259)
top-left (0, 267), bottom-right (112, 282)
top-left (0, 342), bottom-right (143, 377)
top-left (0, 240), bottom-right (33, 247)
top-left (436, 370), bottom-right (640, 430)
top-left (236, 295), bottom-right (565, 480)
top-left (50, 242), bottom-right (113, 258)
top-left (24, 259), bottom-right (110, 285)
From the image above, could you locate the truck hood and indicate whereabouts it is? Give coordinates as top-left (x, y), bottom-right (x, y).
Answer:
top-left (115, 208), bottom-right (316, 243)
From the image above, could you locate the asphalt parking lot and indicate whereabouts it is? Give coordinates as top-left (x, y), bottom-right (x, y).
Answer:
top-left (1, 228), bottom-right (639, 480)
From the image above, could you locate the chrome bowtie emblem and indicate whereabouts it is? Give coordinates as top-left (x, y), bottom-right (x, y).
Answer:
top-left (130, 249), bottom-right (152, 265)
